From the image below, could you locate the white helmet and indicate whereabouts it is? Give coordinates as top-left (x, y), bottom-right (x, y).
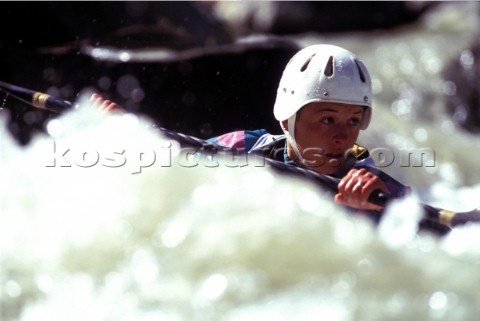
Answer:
top-left (273, 44), bottom-right (372, 162)
top-left (274, 44), bottom-right (372, 127)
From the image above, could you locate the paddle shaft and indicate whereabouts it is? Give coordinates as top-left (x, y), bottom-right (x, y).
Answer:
top-left (2, 80), bottom-right (478, 229)
top-left (0, 80), bottom-right (76, 113)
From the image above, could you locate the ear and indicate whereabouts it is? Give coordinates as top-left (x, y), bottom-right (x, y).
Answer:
top-left (360, 107), bottom-right (371, 130)
top-left (281, 120), bottom-right (288, 131)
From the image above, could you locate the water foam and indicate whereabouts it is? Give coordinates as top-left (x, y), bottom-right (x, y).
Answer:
top-left (2, 100), bottom-right (480, 321)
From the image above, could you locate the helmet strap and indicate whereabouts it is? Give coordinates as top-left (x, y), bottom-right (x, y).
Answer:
top-left (282, 113), bottom-right (305, 164)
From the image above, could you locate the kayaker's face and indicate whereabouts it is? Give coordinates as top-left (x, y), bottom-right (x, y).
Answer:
top-left (289, 102), bottom-right (364, 174)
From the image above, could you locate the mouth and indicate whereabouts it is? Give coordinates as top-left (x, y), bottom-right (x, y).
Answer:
top-left (325, 152), bottom-right (344, 160)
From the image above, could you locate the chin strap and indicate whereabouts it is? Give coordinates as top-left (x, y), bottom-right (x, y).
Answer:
top-left (281, 113), bottom-right (305, 165)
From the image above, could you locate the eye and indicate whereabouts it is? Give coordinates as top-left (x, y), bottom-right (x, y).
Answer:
top-left (349, 117), bottom-right (361, 126)
top-left (321, 117), bottom-right (334, 124)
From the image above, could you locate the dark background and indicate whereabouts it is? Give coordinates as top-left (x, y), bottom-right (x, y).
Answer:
top-left (4, 1), bottom-right (476, 146)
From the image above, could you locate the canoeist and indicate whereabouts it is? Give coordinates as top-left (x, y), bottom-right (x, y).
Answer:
top-left (92, 44), bottom-right (409, 216)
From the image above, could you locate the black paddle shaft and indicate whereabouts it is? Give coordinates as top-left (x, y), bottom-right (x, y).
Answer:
top-left (2, 79), bottom-right (479, 230)
top-left (0, 80), bottom-right (75, 113)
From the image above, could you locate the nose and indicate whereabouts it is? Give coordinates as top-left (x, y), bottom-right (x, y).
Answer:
top-left (332, 125), bottom-right (348, 145)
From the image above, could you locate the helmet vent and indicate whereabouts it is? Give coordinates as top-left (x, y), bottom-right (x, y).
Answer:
top-left (300, 54), bottom-right (316, 72)
top-left (324, 56), bottom-right (334, 77)
top-left (355, 60), bottom-right (366, 83)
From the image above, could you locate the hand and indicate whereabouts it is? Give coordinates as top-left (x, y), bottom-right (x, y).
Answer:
top-left (90, 93), bottom-right (124, 113)
top-left (335, 168), bottom-right (388, 211)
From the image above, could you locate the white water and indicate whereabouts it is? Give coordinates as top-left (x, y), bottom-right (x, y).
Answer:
top-left (2, 2), bottom-right (480, 320)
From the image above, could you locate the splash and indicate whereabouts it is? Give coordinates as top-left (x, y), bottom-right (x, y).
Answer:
top-left (2, 99), bottom-right (480, 321)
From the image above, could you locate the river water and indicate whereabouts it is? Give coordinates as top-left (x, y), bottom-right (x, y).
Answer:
top-left (2, 2), bottom-right (480, 320)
